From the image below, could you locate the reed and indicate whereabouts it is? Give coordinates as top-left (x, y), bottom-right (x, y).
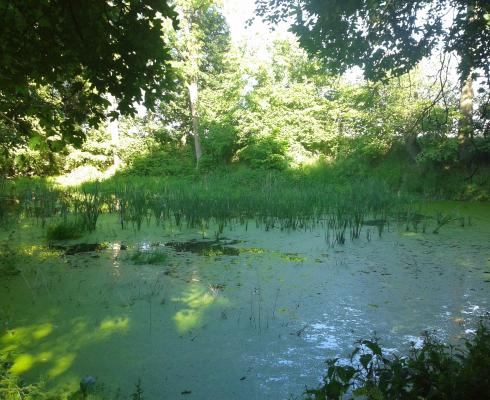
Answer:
top-left (2, 173), bottom-right (462, 244)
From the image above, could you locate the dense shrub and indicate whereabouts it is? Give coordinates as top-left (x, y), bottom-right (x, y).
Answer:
top-left (126, 146), bottom-right (195, 176)
top-left (200, 123), bottom-right (237, 167)
top-left (235, 135), bottom-right (291, 170)
top-left (8, 146), bottom-right (60, 177)
top-left (417, 137), bottom-right (459, 166)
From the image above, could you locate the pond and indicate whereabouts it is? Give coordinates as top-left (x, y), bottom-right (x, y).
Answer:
top-left (1, 201), bottom-right (489, 399)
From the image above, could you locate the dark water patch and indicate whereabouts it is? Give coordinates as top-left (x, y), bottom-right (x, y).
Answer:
top-left (49, 242), bottom-right (108, 255)
top-left (164, 239), bottom-right (242, 256)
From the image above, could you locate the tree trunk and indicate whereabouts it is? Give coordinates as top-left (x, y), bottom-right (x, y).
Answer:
top-left (188, 80), bottom-right (202, 164)
top-left (405, 133), bottom-right (421, 162)
top-left (107, 94), bottom-right (121, 169)
top-left (458, 71), bottom-right (473, 163)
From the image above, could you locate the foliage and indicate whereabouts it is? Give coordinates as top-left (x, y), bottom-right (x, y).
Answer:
top-left (1, 8), bottom-right (488, 189)
top-left (236, 135), bottom-right (291, 170)
top-left (305, 319), bottom-right (490, 400)
top-left (416, 137), bottom-right (460, 166)
top-left (255, 0), bottom-right (490, 85)
top-left (124, 145), bottom-right (195, 176)
top-left (0, 0), bottom-right (178, 148)
top-left (166, 0), bottom-right (232, 161)
top-left (200, 122), bottom-right (238, 167)
top-left (6, 145), bottom-right (61, 177)
top-left (170, 0), bottom-right (231, 83)
top-left (0, 354), bottom-right (45, 399)
top-left (46, 220), bottom-right (84, 241)
top-left (129, 249), bottom-right (168, 265)
top-left (234, 39), bottom-right (334, 159)
top-left (63, 128), bottom-right (113, 172)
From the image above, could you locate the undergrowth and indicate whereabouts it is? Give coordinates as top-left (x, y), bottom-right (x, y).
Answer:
top-left (306, 318), bottom-right (490, 400)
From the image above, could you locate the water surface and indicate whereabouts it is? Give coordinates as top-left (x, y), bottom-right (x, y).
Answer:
top-left (1, 201), bottom-right (489, 399)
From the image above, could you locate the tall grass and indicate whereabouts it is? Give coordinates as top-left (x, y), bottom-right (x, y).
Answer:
top-left (0, 171), bottom-right (460, 242)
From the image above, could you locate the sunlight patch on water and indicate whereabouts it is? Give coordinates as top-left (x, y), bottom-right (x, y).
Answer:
top-left (1, 322), bottom-right (54, 349)
top-left (99, 317), bottom-right (130, 334)
top-left (33, 323), bottom-right (53, 339)
top-left (48, 354), bottom-right (76, 378)
top-left (11, 354), bottom-right (35, 374)
top-left (172, 284), bottom-right (229, 333)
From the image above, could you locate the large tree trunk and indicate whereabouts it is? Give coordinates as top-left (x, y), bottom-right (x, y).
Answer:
top-left (458, 72), bottom-right (473, 163)
top-left (187, 80), bottom-right (202, 164)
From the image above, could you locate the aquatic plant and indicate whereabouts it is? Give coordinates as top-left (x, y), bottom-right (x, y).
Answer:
top-left (129, 249), bottom-right (168, 265)
top-left (125, 188), bottom-right (149, 230)
top-left (3, 172), bottom-right (470, 248)
top-left (0, 354), bottom-right (43, 399)
top-left (130, 379), bottom-right (144, 400)
top-left (0, 243), bottom-right (20, 277)
top-left (433, 212), bottom-right (454, 234)
top-left (23, 184), bottom-right (60, 228)
top-left (74, 186), bottom-right (102, 232)
top-left (46, 219), bottom-right (85, 241)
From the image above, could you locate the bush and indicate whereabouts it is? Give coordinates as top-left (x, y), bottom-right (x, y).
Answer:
top-left (235, 136), bottom-right (291, 170)
top-left (417, 137), bottom-right (459, 166)
top-left (9, 146), bottom-right (61, 177)
top-left (306, 319), bottom-right (490, 400)
top-left (126, 147), bottom-right (195, 176)
top-left (200, 123), bottom-right (237, 168)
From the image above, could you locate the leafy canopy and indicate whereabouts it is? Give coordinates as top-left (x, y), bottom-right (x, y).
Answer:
top-left (255, 0), bottom-right (490, 83)
top-left (0, 0), bottom-right (178, 146)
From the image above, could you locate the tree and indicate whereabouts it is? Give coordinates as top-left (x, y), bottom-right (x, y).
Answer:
top-left (0, 0), bottom-right (178, 148)
top-left (169, 0), bottom-right (231, 165)
top-left (255, 0), bottom-right (490, 161)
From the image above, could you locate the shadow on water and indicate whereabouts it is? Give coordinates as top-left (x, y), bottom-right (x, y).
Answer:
top-left (49, 243), bottom-right (109, 256)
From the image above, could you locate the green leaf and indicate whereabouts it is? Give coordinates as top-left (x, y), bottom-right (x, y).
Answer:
top-left (28, 135), bottom-right (42, 150)
top-left (362, 340), bottom-right (383, 357)
top-left (360, 353), bottom-right (373, 369)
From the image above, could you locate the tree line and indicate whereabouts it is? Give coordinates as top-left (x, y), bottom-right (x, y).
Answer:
top-left (0, 0), bottom-right (488, 177)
